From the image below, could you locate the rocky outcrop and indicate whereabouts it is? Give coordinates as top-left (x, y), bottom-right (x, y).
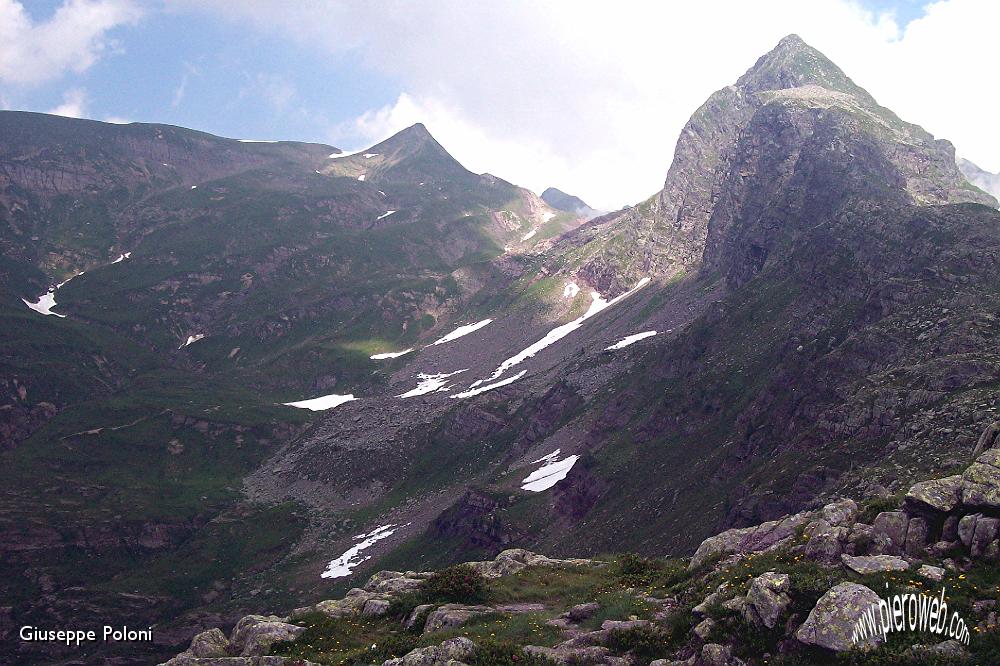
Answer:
top-left (689, 510), bottom-right (812, 569)
top-left (742, 572), bottom-right (791, 629)
top-left (795, 582), bottom-right (881, 651)
top-left (466, 548), bottom-right (596, 578)
top-left (382, 637), bottom-right (476, 666)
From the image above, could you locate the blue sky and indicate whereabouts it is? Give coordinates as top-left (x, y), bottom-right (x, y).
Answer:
top-left (2, 1), bottom-right (997, 209)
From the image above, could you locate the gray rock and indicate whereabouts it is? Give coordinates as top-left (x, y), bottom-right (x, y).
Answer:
top-left (743, 572), bottom-right (791, 629)
top-left (405, 604), bottom-right (435, 632)
top-left (189, 628), bottom-right (230, 658)
top-left (382, 637), bottom-right (476, 666)
top-left (694, 617), bottom-right (716, 640)
top-left (700, 643), bottom-right (732, 666)
top-left (466, 549), bottom-right (594, 579)
top-left (821, 499), bottom-right (858, 526)
top-left (523, 644), bottom-right (610, 665)
top-left (690, 511), bottom-right (812, 569)
top-left (872, 511), bottom-right (909, 552)
top-left (973, 420), bottom-right (1000, 458)
top-left (904, 517), bottom-right (930, 556)
top-left (841, 554), bottom-right (909, 575)
top-left (423, 604), bottom-right (493, 633)
top-left (803, 519), bottom-right (845, 562)
top-left (905, 475), bottom-right (962, 513)
top-left (962, 449), bottom-right (1000, 509)
top-left (363, 598), bottom-right (392, 617)
top-left (601, 619), bottom-right (650, 631)
top-left (958, 514), bottom-right (980, 548)
top-left (693, 582), bottom-right (733, 616)
top-left (917, 565), bottom-right (946, 582)
top-left (564, 602), bottom-right (599, 622)
top-left (229, 615), bottom-right (305, 657)
top-left (795, 582), bottom-right (882, 652)
top-left (971, 516), bottom-right (999, 557)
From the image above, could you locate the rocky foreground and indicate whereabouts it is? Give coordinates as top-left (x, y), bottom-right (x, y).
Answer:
top-left (161, 435), bottom-right (1000, 665)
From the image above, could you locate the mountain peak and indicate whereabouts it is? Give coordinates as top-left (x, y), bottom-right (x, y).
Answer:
top-left (737, 34), bottom-right (864, 98)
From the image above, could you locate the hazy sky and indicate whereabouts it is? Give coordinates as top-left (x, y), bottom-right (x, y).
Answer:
top-left (1, 0), bottom-right (997, 209)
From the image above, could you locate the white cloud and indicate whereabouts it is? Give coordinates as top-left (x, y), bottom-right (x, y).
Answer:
top-left (48, 88), bottom-right (88, 118)
top-left (0, 0), bottom-right (141, 85)
top-left (170, 1), bottom-right (1000, 208)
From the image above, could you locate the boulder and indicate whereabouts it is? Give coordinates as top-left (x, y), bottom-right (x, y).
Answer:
top-left (229, 615), bottom-right (305, 657)
top-left (970, 516), bottom-right (999, 557)
top-left (958, 514), bottom-right (980, 548)
top-left (841, 554), bottom-right (909, 575)
top-left (742, 572), bottom-right (791, 629)
top-left (524, 644), bottom-right (610, 665)
top-left (189, 628), bottom-right (230, 658)
top-left (564, 602), bottom-right (599, 622)
top-left (405, 604), bottom-right (435, 632)
top-left (365, 570), bottom-right (431, 595)
top-left (803, 519), bottom-right (845, 562)
top-left (466, 549), bottom-right (594, 579)
top-left (962, 449), bottom-right (1000, 509)
top-left (689, 511), bottom-right (812, 569)
top-left (422, 604), bottom-right (493, 633)
top-left (795, 582), bottom-right (882, 652)
top-left (871, 512), bottom-right (908, 552)
top-left (601, 619), bottom-right (650, 631)
top-left (904, 517), bottom-right (930, 556)
top-left (821, 499), bottom-right (858, 526)
top-left (382, 637), bottom-right (476, 666)
top-left (693, 582), bottom-right (733, 616)
top-left (972, 420), bottom-right (1000, 458)
top-left (694, 617), bottom-right (716, 640)
top-left (904, 475), bottom-right (962, 514)
top-left (363, 598), bottom-right (392, 617)
top-left (700, 643), bottom-right (732, 666)
top-left (917, 565), bottom-right (946, 582)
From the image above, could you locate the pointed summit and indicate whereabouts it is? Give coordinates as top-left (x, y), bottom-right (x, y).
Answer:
top-left (325, 123), bottom-right (474, 184)
top-left (736, 34), bottom-right (869, 99)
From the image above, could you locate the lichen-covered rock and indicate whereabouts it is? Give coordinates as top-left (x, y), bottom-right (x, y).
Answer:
top-left (689, 511), bottom-right (812, 569)
top-left (466, 549), bottom-right (594, 578)
top-left (230, 615), bottom-right (305, 657)
top-left (962, 450), bottom-right (1000, 509)
top-left (564, 602), bottom-right (599, 622)
top-left (841, 554), bottom-right (909, 575)
top-left (803, 518), bottom-right (846, 562)
top-left (905, 475), bottom-right (962, 514)
top-left (694, 617), bottom-right (716, 640)
top-left (742, 571), bottom-right (791, 629)
top-left (365, 570), bottom-right (432, 595)
top-left (958, 514), bottom-right (980, 548)
top-left (917, 564), bottom-right (946, 582)
top-left (189, 628), bottom-right (230, 658)
top-left (700, 643), bottom-right (732, 666)
top-left (795, 582), bottom-right (882, 651)
top-left (382, 637), bottom-right (476, 666)
top-left (422, 604), bottom-right (493, 633)
top-left (524, 644), bottom-right (610, 665)
top-left (405, 604), bottom-right (435, 632)
top-left (821, 498), bottom-right (858, 526)
top-left (693, 582), bottom-right (733, 616)
top-left (872, 511), bottom-right (909, 552)
top-left (970, 516), bottom-right (999, 557)
top-left (363, 598), bottom-right (392, 617)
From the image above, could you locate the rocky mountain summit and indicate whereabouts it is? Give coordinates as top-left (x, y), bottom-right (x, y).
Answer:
top-left (160, 434), bottom-right (1000, 664)
top-left (957, 158), bottom-right (1000, 202)
top-left (541, 187), bottom-right (599, 219)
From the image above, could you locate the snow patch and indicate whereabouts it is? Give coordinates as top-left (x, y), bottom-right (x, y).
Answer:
top-left (521, 228), bottom-right (538, 241)
top-left (363, 153), bottom-right (379, 158)
top-left (110, 252), bottom-right (131, 264)
top-left (563, 282), bottom-right (580, 299)
top-left (542, 211), bottom-right (555, 222)
top-left (482, 277), bottom-right (651, 382)
top-left (321, 524), bottom-right (403, 579)
top-left (370, 348), bottom-right (414, 360)
top-left (398, 370), bottom-right (467, 398)
top-left (357, 174), bottom-right (366, 181)
top-left (283, 393), bottom-right (358, 411)
top-left (22, 290), bottom-right (65, 318)
top-left (376, 210), bottom-right (397, 221)
top-left (180, 334), bottom-right (205, 348)
top-left (521, 453), bottom-right (580, 492)
top-left (190, 185), bottom-right (197, 189)
top-left (451, 370), bottom-right (526, 399)
top-left (606, 331), bottom-right (657, 351)
top-left (431, 319), bottom-right (493, 346)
